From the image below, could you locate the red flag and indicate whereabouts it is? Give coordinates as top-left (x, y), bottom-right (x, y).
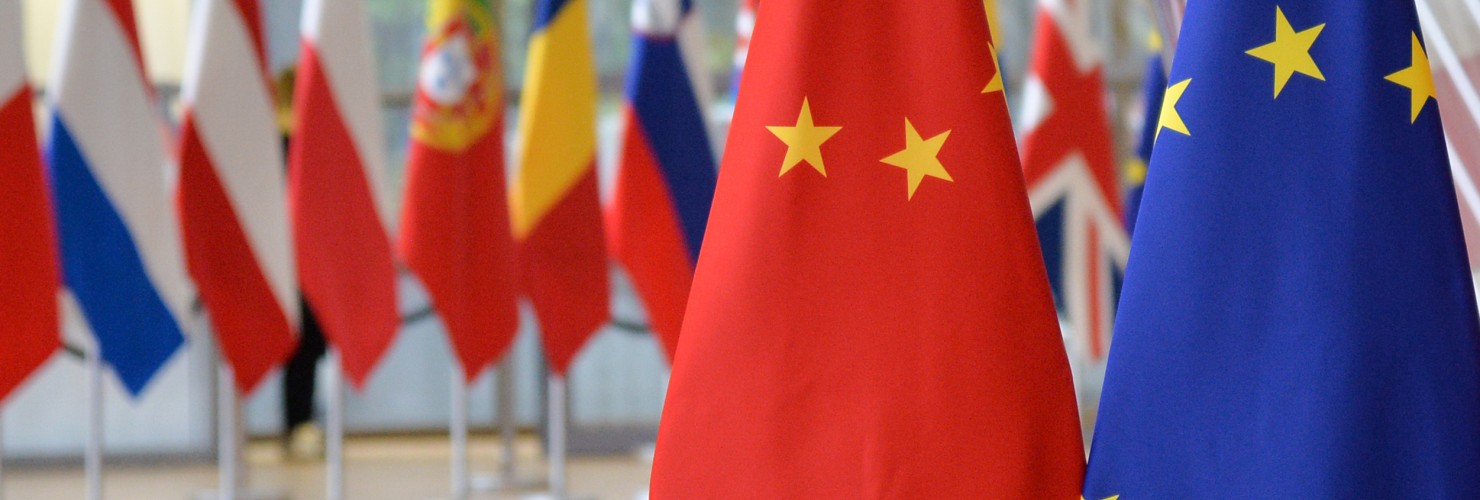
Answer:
top-left (289, 0), bottom-right (399, 388)
top-left (399, 0), bottom-right (519, 381)
top-left (178, 0), bottom-right (298, 394)
top-left (511, 0), bottom-right (609, 375)
top-left (0, 1), bottom-right (60, 402)
top-left (651, 1), bottom-right (1085, 497)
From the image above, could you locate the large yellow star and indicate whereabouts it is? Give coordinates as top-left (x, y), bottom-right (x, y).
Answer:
top-left (1245, 7), bottom-right (1325, 98)
top-left (1158, 78), bottom-right (1192, 140)
top-left (1385, 32), bottom-right (1438, 124)
top-left (881, 119), bottom-right (954, 200)
top-left (983, 43), bottom-right (1004, 94)
top-left (767, 98), bottom-right (842, 177)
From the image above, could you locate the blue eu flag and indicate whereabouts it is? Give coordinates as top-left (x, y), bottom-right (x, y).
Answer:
top-left (1085, 1), bottom-right (1480, 497)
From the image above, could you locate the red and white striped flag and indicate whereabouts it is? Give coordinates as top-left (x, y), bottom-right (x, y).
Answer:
top-left (289, 0), bottom-right (399, 388)
top-left (178, 0), bottom-right (297, 394)
top-left (0, 0), bottom-right (61, 402)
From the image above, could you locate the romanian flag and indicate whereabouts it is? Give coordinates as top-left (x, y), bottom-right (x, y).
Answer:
top-left (512, 0), bottom-right (609, 375)
top-left (651, 1), bottom-right (1084, 496)
top-left (399, 0), bottom-right (519, 381)
top-left (607, 0), bottom-right (717, 362)
top-left (289, 0), bottom-right (399, 388)
top-left (0, 0), bottom-right (60, 402)
top-left (178, 0), bottom-right (297, 394)
top-left (46, 0), bottom-right (190, 396)
top-left (1086, 1), bottom-right (1480, 497)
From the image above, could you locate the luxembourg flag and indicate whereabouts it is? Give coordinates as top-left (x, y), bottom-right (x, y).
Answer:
top-left (607, 0), bottom-right (717, 361)
top-left (0, 0), bottom-right (61, 403)
top-left (178, 0), bottom-right (297, 394)
top-left (289, 0), bottom-right (399, 388)
top-left (46, 0), bottom-right (190, 396)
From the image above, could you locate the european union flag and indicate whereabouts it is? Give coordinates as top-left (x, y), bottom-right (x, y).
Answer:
top-left (1085, 1), bottom-right (1480, 497)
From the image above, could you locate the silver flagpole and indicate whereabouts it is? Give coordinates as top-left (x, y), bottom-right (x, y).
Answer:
top-left (1, 402), bottom-right (6, 500)
top-left (325, 351), bottom-right (344, 500)
top-left (218, 365), bottom-right (238, 500)
top-left (472, 355), bottom-right (545, 492)
top-left (547, 374), bottom-right (567, 500)
top-left (84, 345), bottom-right (103, 500)
top-left (449, 366), bottom-right (469, 500)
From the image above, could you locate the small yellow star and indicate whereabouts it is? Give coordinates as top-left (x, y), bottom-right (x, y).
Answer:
top-left (1081, 496), bottom-right (1120, 500)
top-left (881, 119), bottom-right (954, 200)
top-left (1245, 6), bottom-right (1326, 98)
top-left (1384, 32), bottom-right (1438, 124)
top-left (767, 98), bottom-right (842, 177)
top-left (983, 43), bottom-right (1004, 94)
top-left (1158, 79), bottom-right (1192, 140)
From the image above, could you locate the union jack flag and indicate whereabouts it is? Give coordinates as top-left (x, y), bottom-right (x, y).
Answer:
top-left (1018, 0), bottom-right (1128, 362)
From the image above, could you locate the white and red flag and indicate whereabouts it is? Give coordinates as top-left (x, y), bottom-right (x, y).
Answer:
top-left (178, 0), bottom-right (297, 394)
top-left (289, 0), bottom-right (399, 388)
top-left (0, 0), bottom-right (60, 403)
top-left (1018, 0), bottom-right (1129, 363)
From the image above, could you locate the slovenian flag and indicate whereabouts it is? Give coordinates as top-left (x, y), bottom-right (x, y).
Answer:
top-left (512, 0), bottom-right (610, 375)
top-left (178, 0), bottom-right (298, 394)
top-left (0, 0), bottom-right (61, 402)
top-left (289, 0), bottom-right (399, 388)
top-left (46, 0), bottom-right (190, 396)
top-left (607, 0), bottom-right (717, 362)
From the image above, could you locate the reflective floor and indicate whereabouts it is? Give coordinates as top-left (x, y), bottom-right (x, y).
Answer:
top-left (3, 434), bottom-right (652, 499)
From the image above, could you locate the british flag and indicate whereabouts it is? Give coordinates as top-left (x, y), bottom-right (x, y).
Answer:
top-left (1018, 0), bottom-right (1129, 362)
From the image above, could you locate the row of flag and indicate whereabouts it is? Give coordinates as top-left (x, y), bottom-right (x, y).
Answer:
top-left (6, 0), bottom-right (1478, 495)
top-left (653, 0), bottom-right (1480, 498)
top-left (0, 0), bottom-right (720, 403)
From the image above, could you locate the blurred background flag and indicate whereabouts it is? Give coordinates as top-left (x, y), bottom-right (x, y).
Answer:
top-left (177, 0), bottom-right (297, 394)
top-left (511, 0), bottom-right (609, 375)
top-left (1123, 32), bottom-right (1166, 235)
top-left (0, 0), bottom-right (60, 403)
top-left (729, 0), bottom-right (756, 97)
top-left (1085, 1), bottom-right (1480, 497)
top-left (607, 0), bottom-right (718, 362)
top-left (1018, 0), bottom-right (1129, 363)
top-left (398, 0), bottom-right (519, 380)
top-left (45, 0), bottom-right (189, 396)
top-left (289, 0), bottom-right (399, 388)
top-left (651, 1), bottom-right (1084, 496)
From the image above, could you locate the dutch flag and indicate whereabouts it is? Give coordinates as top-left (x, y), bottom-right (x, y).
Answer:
top-left (45, 0), bottom-right (190, 396)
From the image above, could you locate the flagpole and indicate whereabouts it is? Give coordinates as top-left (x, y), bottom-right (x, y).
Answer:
top-left (498, 359), bottom-right (517, 482)
top-left (548, 374), bottom-right (567, 500)
top-left (449, 366), bottom-right (469, 500)
top-left (1, 406), bottom-right (6, 500)
top-left (84, 344), bottom-right (103, 500)
top-left (325, 350), bottom-right (344, 500)
top-left (217, 364), bottom-right (240, 500)
top-left (471, 357), bottom-right (544, 492)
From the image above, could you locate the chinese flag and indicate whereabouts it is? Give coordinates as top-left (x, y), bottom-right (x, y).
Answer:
top-left (650, 1), bottom-right (1085, 498)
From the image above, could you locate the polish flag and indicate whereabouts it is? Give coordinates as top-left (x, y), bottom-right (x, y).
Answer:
top-left (177, 0), bottom-right (297, 394)
top-left (289, 0), bottom-right (399, 388)
top-left (0, 0), bottom-right (61, 403)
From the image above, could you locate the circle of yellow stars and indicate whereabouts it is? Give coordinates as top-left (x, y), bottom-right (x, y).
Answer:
top-left (1155, 5), bottom-right (1439, 141)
